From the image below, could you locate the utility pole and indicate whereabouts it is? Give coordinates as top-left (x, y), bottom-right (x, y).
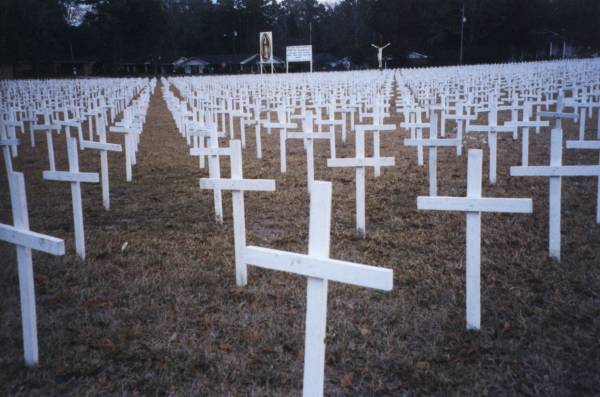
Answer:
top-left (69, 40), bottom-right (77, 77)
top-left (459, 2), bottom-right (466, 65)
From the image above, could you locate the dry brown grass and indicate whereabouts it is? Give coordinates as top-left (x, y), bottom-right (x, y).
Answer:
top-left (1, 83), bottom-right (599, 396)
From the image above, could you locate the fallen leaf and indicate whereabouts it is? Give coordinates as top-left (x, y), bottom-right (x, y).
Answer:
top-left (121, 242), bottom-right (129, 253)
top-left (340, 371), bottom-right (354, 387)
top-left (416, 360), bottom-right (430, 370)
top-left (95, 337), bottom-right (115, 352)
top-left (83, 299), bottom-right (112, 309)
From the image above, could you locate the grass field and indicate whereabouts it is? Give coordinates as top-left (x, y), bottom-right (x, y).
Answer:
top-left (1, 82), bottom-right (599, 396)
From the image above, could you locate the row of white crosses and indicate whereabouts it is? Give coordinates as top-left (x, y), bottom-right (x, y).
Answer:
top-left (510, 96), bottom-right (600, 261)
top-left (5, 80), bottom-right (155, 260)
top-left (163, 82), bottom-right (396, 394)
top-left (160, 64), bottom-right (600, 391)
top-left (0, 79), bottom-right (155, 366)
top-left (195, 136), bottom-right (394, 395)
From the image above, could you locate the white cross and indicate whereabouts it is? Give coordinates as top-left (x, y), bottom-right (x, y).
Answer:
top-left (400, 109), bottom-right (428, 166)
top-left (43, 136), bottom-right (99, 259)
top-left (404, 110), bottom-right (461, 196)
top-left (327, 126), bottom-right (395, 238)
top-left (2, 112), bottom-right (21, 158)
top-left (444, 100), bottom-right (477, 156)
top-left (262, 109), bottom-right (298, 174)
top-left (358, 97), bottom-right (395, 177)
top-left (243, 102), bottom-right (264, 159)
top-left (109, 120), bottom-right (139, 182)
top-left (56, 108), bottom-right (85, 145)
top-left (80, 112), bottom-right (122, 210)
top-left (200, 140), bottom-right (276, 286)
top-left (243, 180), bottom-right (393, 397)
top-left (566, 137), bottom-right (600, 224)
top-left (418, 149), bottom-right (532, 330)
top-left (287, 113), bottom-right (333, 193)
top-left (466, 99), bottom-right (515, 185)
top-left (31, 112), bottom-right (61, 171)
top-left (229, 104), bottom-right (249, 149)
top-left (315, 102), bottom-right (344, 156)
top-left (538, 93), bottom-right (578, 130)
top-left (1, 122), bottom-right (19, 175)
top-left (186, 124), bottom-right (208, 169)
top-left (190, 126), bottom-right (229, 223)
top-left (502, 101), bottom-right (549, 166)
top-left (1, 171), bottom-right (65, 367)
top-left (511, 128), bottom-right (600, 261)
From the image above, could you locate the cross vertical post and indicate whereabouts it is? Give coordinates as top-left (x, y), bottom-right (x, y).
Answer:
top-left (302, 181), bottom-right (332, 397)
top-left (548, 129), bottom-right (562, 260)
top-left (465, 149), bottom-right (483, 330)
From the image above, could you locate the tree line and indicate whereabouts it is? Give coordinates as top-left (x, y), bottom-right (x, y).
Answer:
top-left (0, 0), bottom-right (598, 74)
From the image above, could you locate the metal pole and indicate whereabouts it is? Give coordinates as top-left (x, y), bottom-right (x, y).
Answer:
top-left (69, 40), bottom-right (77, 77)
top-left (459, 3), bottom-right (465, 65)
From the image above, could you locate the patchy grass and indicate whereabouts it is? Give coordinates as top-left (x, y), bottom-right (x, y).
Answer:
top-left (1, 83), bottom-right (599, 396)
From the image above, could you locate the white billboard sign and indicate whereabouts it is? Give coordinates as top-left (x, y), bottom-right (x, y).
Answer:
top-left (286, 45), bottom-right (313, 63)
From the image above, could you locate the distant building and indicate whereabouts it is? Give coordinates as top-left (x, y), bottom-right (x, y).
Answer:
top-left (171, 54), bottom-right (284, 74)
top-left (406, 51), bottom-right (431, 67)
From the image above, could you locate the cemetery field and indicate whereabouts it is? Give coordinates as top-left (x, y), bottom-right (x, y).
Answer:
top-left (1, 83), bottom-right (600, 396)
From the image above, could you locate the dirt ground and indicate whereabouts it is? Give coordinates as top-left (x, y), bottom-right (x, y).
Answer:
top-left (1, 81), bottom-right (599, 396)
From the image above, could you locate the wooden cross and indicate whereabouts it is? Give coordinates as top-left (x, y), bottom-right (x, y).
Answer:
top-left (404, 110), bottom-right (461, 196)
top-left (315, 101), bottom-right (344, 156)
top-left (419, 149), bottom-right (532, 330)
top-left (1, 122), bottom-right (19, 175)
top-left (538, 93), bottom-right (577, 130)
top-left (287, 113), bottom-right (333, 193)
top-left (244, 180), bottom-right (393, 397)
top-left (327, 126), bottom-right (395, 238)
top-left (228, 101), bottom-right (249, 149)
top-left (262, 109), bottom-right (298, 174)
top-left (444, 100), bottom-right (476, 156)
top-left (43, 136), bottom-right (99, 259)
top-left (199, 140), bottom-right (276, 286)
top-left (502, 101), bottom-right (549, 166)
top-left (109, 116), bottom-right (139, 182)
top-left (31, 112), bottom-right (61, 171)
top-left (191, 126), bottom-right (230, 223)
top-left (466, 98), bottom-right (515, 185)
top-left (80, 111), bottom-right (122, 210)
top-left (358, 97), bottom-right (395, 176)
top-left (400, 108), bottom-right (428, 166)
top-left (2, 111), bottom-right (21, 158)
top-left (566, 136), bottom-right (600, 224)
top-left (56, 107), bottom-right (85, 145)
top-left (242, 101), bottom-right (264, 159)
top-left (511, 128), bottom-right (600, 261)
top-left (1, 171), bottom-right (65, 366)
